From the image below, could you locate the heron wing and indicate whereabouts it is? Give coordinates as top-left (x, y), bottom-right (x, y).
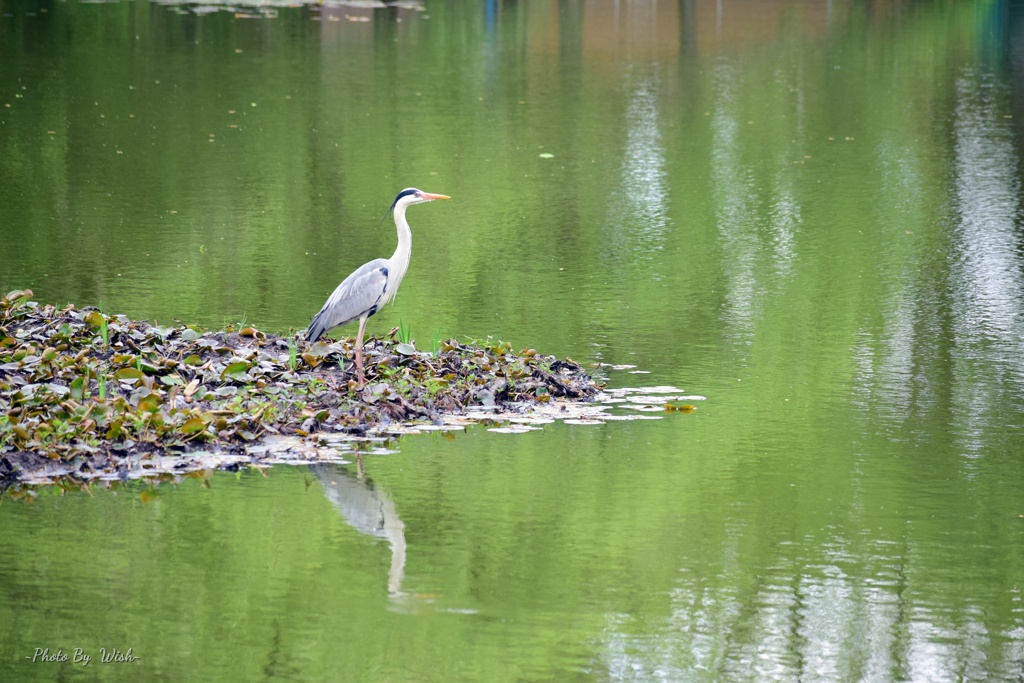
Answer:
top-left (306, 259), bottom-right (390, 342)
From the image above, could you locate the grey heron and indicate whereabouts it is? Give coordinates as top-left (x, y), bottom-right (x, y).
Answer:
top-left (306, 187), bottom-right (450, 388)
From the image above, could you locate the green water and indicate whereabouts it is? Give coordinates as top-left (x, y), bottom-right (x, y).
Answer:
top-left (3, 0), bottom-right (1024, 680)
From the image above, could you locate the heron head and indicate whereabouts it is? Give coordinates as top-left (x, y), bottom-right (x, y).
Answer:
top-left (392, 188), bottom-right (451, 210)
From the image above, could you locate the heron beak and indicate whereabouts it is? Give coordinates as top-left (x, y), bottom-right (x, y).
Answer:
top-left (419, 192), bottom-right (451, 201)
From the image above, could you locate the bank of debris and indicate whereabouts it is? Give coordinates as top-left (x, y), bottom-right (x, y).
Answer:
top-left (0, 289), bottom-right (601, 484)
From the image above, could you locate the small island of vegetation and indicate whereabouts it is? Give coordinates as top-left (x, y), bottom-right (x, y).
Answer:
top-left (0, 289), bottom-right (599, 484)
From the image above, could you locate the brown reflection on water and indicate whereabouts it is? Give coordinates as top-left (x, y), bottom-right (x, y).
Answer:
top-left (477, 0), bottom-right (903, 61)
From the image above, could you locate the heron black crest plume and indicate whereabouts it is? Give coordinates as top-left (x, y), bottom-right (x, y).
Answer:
top-left (305, 187), bottom-right (451, 388)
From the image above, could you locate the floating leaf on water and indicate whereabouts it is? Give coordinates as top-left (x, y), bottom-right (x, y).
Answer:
top-left (563, 419), bottom-right (604, 425)
top-left (600, 414), bottom-right (664, 421)
top-left (626, 404), bottom-right (665, 412)
top-left (628, 386), bottom-right (684, 394)
top-left (506, 416), bottom-right (556, 425)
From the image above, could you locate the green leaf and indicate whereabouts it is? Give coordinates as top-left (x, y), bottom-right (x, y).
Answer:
top-left (106, 420), bottom-right (124, 439)
top-left (396, 343), bottom-right (416, 356)
top-left (180, 328), bottom-right (200, 342)
top-left (180, 416), bottom-right (207, 434)
top-left (221, 361), bottom-right (249, 378)
top-left (86, 403), bottom-right (110, 422)
top-left (70, 375), bottom-right (86, 401)
top-left (84, 310), bottom-right (105, 328)
top-left (136, 394), bottom-right (161, 413)
top-left (113, 367), bottom-right (144, 380)
top-left (183, 354), bottom-right (203, 366)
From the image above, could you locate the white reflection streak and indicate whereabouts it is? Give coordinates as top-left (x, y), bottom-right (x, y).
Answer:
top-left (850, 139), bottom-right (927, 429)
top-left (711, 63), bottom-right (758, 336)
top-left (907, 610), bottom-right (994, 683)
top-left (875, 291), bottom-right (916, 424)
top-left (770, 180), bottom-right (800, 279)
top-left (749, 581), bottom-right (799, 680)
top-left (623, 78), bottom-right (669, 255)
top-left (598, 534), bottom-right (1022, 682)
top-left (951, 73), bottom-right (1024, 456)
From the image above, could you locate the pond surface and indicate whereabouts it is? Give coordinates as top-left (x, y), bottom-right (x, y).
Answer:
top-left (3, 0), bottom-right (1024, 680)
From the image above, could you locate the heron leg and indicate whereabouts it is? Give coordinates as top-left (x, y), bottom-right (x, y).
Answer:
top-left (355, 315), bottom-right (368, 388)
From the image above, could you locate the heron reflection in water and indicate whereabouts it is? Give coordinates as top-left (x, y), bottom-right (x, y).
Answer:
top-left (310, 461), bottom-right (407, 598)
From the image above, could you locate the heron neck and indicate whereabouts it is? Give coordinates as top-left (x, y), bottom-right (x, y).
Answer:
top-left (391, 203), bottom-right (413, 276)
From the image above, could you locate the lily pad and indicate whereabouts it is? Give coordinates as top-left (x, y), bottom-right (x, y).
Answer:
top-left (180, 417), bottom-right (208, 435)
top-left (220, 361), bottom-right (249, 379)
top-left (113, 368), bottom-right (144, 380)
